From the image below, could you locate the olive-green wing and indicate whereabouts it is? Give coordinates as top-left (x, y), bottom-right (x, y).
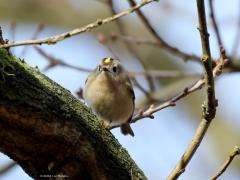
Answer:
top-left (125, 76), bottom-right (135, 123)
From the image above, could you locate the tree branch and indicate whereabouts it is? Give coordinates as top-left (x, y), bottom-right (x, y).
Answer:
top-left (0, 48), bottom-right (146, 179)
top-left (168, 0), bottom-right (217, 179)
top-left (198, 0), bottom-right (216, 121)
top-left (0, 161), bottom-right (17, 175)
top-left (211, 146), bottom-right (240, 180)
top-left (34, 46), bottom-right (92, 73)
top-left (0, 0), bottom-right (155, 48)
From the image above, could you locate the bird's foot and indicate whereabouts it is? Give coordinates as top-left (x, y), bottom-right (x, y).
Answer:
top-left (100, 121), bottom-right (111, 129)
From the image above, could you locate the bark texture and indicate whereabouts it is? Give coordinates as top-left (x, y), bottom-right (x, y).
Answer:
top-left (0, 48), bottom-right (146, 180)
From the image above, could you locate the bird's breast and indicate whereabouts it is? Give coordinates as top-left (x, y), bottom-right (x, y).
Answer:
top-left (84, 73), bottom-right (133, 126)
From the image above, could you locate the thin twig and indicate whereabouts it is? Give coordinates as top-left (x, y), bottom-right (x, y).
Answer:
top-left (0, 161), bottom-right (17, 175)
top-left (34, 46), bottom-right (92, 72)
top-left (213, 47), bottom-right (228, 76)
top-left (168, 0), bottom-right (217, 178)
top-left (131, 79), bottom-right (205, 123)
top-left (209, 0), bottom-right (223, 48)
top-left (0, 0), bottom-right (155, 49)
top-left (127, 0), bottom-right (200, 62)
top-left (211, 146), bottom-right (240, 180)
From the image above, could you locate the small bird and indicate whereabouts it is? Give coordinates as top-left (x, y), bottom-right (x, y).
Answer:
top-left (83, 58), bottom-right (135, 136)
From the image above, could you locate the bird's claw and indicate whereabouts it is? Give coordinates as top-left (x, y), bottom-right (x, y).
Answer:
top-left (100, 121), bottom-right (111, 129)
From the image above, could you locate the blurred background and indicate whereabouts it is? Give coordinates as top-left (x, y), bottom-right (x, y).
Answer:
top-left (0, 0), bottom-right (240, 179)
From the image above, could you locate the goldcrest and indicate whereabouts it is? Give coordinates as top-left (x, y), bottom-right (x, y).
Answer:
top-left (83, 58), bottom-right (135, 136)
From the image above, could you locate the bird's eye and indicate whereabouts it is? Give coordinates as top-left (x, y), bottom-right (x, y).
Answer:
top-left (98, 66), bottom-right (101, 71)
top-left (112, 66), bottom-right (117, 73)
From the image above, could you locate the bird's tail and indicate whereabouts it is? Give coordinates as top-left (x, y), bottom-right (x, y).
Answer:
top-left (120, 123), bottom-right (134, 137)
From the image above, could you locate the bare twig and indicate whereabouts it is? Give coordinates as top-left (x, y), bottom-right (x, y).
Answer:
top-left (0, 0), bottom-right (155, 49)
top-left (0, 161), bottom-right (17, 175)
top-left (211, 146), bottom-right (240, 180)
top-left (127, 0), bottom-right (200, 62)
top-left (213, 47), bottom-right (228, 76)
top-left (168, 1), bottom-right (217, 178)
top-left (209, 0), bottom-right (223, 48)
top-left (34, 46), bottom-right (92, 72)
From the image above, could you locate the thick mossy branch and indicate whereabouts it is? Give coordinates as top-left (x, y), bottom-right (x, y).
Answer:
top-left (0, 48), bottom-right (146, 180)
top-left (0, 50), bottom-right (14, 81)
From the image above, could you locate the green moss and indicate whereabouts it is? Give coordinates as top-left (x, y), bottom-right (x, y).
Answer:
top-left (0, 49), bottom-right (15, 81)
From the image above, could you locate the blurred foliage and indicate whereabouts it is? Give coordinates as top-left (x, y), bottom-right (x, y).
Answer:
top-left (0, 0), bottom-right (112, 30)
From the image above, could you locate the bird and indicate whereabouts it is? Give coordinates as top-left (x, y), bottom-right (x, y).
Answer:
top-left (83, 57), bottom-right (135, 136)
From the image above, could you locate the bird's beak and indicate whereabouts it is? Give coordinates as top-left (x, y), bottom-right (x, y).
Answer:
top-left (102, 67), bottom-right (113, 75)
top-left (102, 67), bottom-right (109, 72)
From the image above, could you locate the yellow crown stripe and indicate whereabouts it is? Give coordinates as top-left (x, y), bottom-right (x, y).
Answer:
top-left (104, 58), bottom-right (111, 64)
